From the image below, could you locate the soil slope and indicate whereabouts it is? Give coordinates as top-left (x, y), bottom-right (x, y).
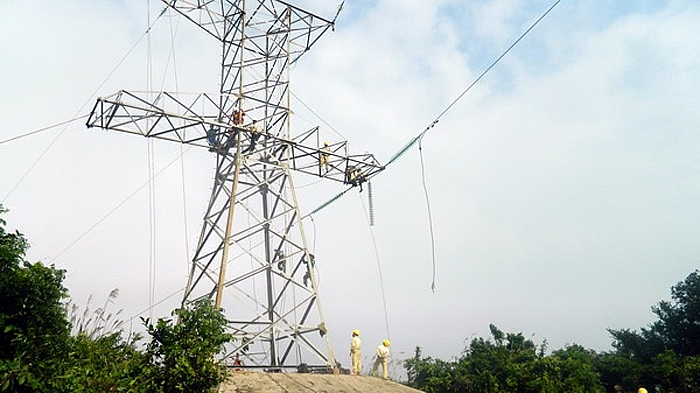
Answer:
top-left (218, 371), bottom-right (424, 393)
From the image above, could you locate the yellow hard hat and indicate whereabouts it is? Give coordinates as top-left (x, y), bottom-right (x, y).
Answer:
top-left (383, 339), bottom-right (390, 347)
top-left (324, 141), bottom-right (329, 146)
top-left (638, 389), bottom-right (647, 393)
top-left (352, 329), bottom-right (360, 336)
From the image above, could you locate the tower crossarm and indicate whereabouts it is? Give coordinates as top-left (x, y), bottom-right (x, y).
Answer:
top-left (281, 133), bottom-right (384, 185)
top-left (86, 90), bottom-right (227, 147)
top-left (86, 89), bottom-right (385, 185)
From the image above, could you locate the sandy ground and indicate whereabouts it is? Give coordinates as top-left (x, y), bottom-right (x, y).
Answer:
top-left (217, 371), bottom-right (424, 393)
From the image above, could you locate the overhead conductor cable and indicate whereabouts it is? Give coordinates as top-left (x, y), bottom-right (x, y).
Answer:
top-left (305, 0), bottom-right (562, 292)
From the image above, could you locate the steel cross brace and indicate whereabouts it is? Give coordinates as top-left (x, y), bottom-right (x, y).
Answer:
top-left (87, 0), bottom-right (383, 370)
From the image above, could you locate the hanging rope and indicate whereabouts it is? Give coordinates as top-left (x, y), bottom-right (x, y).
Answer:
top-left (162, 6), bottom-right (191, 275)
top-left (303, 0), bottom-right (563, 292)
top-left (368, 180), bottom-right (375, 226)
top-left (147, 140), bottom-right (157, 321)
top-left (359, 193), bottom-right (395, 377)
top-left (146, 0), bottom-right (157, 321)
top-left (418, 135), bottom-right (437, 292)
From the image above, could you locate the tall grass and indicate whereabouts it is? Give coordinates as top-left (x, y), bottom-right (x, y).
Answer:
top-left (66, 288), bottom-right (125, 339)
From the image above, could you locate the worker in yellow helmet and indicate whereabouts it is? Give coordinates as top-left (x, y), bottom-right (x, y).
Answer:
top-left (371, 339), bottom-right (390, 379)
top-left (638, 388), bottom-right (648, 393)
top-left (350, 329), bottom-right (362, 375)
top-left (320, 141), bottom-right (330, 172)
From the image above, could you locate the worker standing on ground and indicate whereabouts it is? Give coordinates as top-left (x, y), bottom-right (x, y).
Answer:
top-left (350, 329), bottom-right (362, 375)
top-left (371, 339), bottom-right (390, 379)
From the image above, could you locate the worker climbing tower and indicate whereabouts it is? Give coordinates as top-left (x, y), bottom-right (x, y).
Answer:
top-left (87, 0), bottom-right (383, 370)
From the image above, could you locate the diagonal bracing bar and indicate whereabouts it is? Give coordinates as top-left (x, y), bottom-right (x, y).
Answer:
top-left (87, 0), bottom-right (383, 370)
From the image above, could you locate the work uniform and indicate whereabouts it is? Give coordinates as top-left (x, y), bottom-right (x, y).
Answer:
top-left (372, 343), bottom-right (390, 379)
top-left (320, 144), bottom-right (330, 171)
top-left (246, 121), bottom-right (260, 152)
top-left (350, 335), bottom-right (362, 374)
top-left (233, 109), bottom-right (245, 126)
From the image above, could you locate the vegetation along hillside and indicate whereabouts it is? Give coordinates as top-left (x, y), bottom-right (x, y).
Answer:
top-left (2, 204), bottom-right (699, 392)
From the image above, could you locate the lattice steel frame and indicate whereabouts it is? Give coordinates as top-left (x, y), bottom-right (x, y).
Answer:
top-left (87, 0), bottom-right (383, 370)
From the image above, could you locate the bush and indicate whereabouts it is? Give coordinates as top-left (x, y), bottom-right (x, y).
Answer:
top-left (0, 206), bottom-right (231, 393)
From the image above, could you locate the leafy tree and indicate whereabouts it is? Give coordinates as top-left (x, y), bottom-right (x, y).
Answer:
top-left (405, 324), bottom-right (605, 393)
top-left (136, 299), bottom-right (232, 393)
top-left (595, 351), bottom-right (646, 392)
top-left (57, 332), bottom-right (144, 393)
top-left (608, 270), bottom-right (700, 361)
top-left (460, 325), bottom-right (539, 392)
top-left (651, 270), bottom-right (700, 356)
top-left (548, 344), bottom-right (605, 393)
top-left (601, 270), bottom-right (700, 392)
top-left (607, 328), bottom-right (663, 364)
top-left (54, 289), bottom-right (144, 392)
top-left (0, 206), bottom-right (231, 393)
top-left (0, 205), bottom-right (70, 392)
top-left (405, 271), bottom-right (700, 393)
top-left (404, 347), bottom-right (460, 393)
top-left (54, 299), bottom-right (230, 393)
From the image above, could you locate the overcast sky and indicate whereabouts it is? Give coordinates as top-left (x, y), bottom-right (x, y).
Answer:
top-left (2, 0), bottom-right (700, 377)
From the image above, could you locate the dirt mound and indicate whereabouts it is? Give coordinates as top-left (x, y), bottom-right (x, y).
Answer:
top-left (218, 370), bottom-right (424, 393)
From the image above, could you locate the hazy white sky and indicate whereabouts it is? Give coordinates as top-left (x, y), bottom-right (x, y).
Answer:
top-left (2, 0), bottom-right (700, 376)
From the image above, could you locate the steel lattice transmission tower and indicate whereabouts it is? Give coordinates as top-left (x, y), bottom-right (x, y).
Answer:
top-left (87, 0), bottom-right (383, 371)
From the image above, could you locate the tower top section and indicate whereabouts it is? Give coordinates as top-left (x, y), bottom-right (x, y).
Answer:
top-left (165, 0), bottom-right (335, 65)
